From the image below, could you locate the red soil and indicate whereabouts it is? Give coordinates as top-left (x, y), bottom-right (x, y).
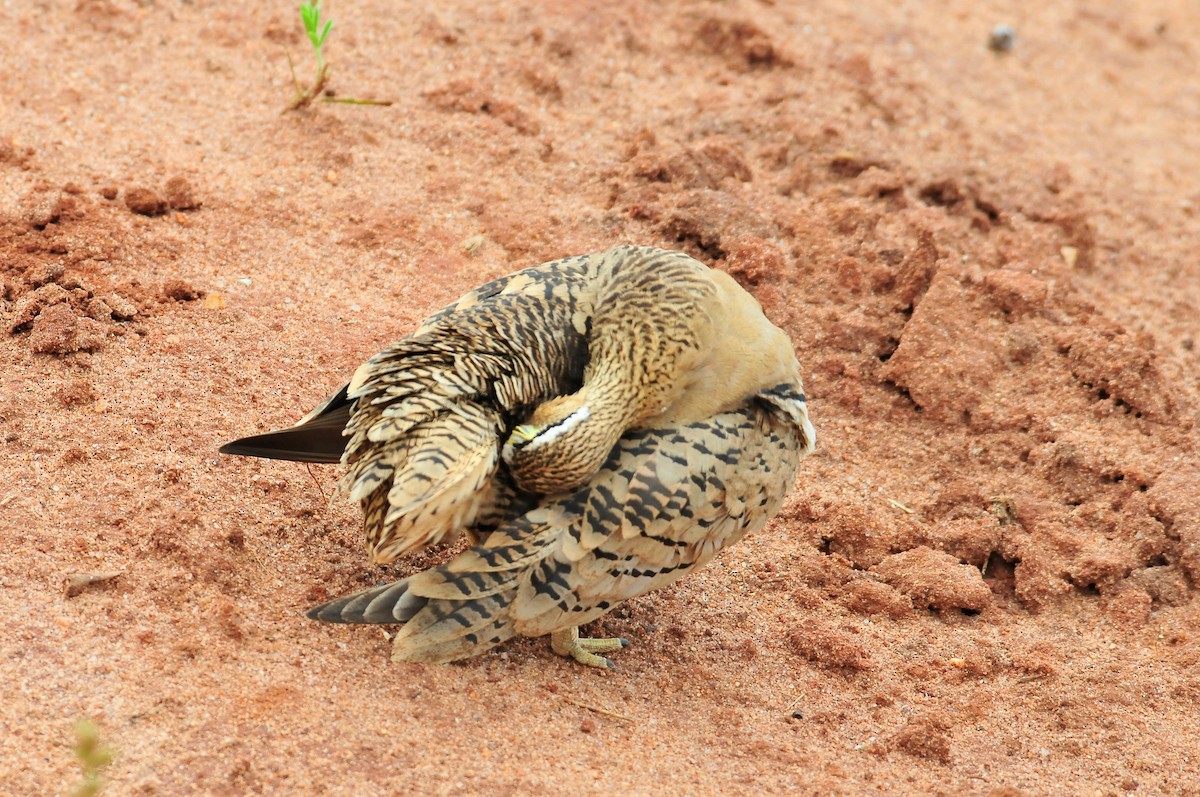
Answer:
top-left (3, 1), bottom-right (1199, 794)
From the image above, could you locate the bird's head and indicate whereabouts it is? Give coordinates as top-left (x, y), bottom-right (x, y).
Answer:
top-left (501, 391), bottom-right (622, 495)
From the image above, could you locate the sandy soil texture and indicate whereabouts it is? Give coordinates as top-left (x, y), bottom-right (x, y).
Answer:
top-left (3, 1), bottom-right (1199, 794)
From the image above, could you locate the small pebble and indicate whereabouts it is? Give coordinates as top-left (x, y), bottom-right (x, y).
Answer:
top-left (988, 24), bottom-right (1016, 53)
top-left (461, 233), bottom-right (485, 254)
top-left (64, 571), bottom-right (123, 598)
top-left (580, 718), bottom-right (596, 733)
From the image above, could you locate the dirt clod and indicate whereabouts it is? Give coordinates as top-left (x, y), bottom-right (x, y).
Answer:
top-left (28, 303), bottom-right (107, 354)
top-left (873, 547), bottom-right (992, 612)
top-left (891, 715), bottom-right (952, 763)
top-left (125, 186), bottom-right (167, 216)
top-left (161, 279), bottom-right (203, 301)
top-left (164, 175), bottom-right (201, 210)
top-left (786, 619), bottom-right (875, 671)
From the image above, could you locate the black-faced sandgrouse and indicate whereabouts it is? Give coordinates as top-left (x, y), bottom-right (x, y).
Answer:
top-left (220, 245), bottom-right (814, 668)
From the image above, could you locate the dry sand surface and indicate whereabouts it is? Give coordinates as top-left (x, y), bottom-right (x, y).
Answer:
top-left (3, 0), bottom-right (1200, 794)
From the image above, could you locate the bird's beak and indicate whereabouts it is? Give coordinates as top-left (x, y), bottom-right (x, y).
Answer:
top-left (509, 424), bottom-right (539, 444)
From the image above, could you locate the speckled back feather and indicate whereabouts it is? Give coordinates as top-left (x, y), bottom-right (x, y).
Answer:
top-left (340, 257), bottom-right (597, 561)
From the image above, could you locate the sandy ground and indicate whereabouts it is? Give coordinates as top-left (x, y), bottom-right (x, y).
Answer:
top-left (3, 0), bottom-right (1200, 794)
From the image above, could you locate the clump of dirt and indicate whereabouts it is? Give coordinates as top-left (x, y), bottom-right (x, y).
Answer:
top-left (6, 256), bottom-right (140, 354)
top-left (787, 618), bottom-right (875, 671)
top-left (163, 176), bottom-right (201, 211)
top-left (890, 714), bottom-right (954, 763)
top-left (124, 176), bottom-right (201, 216)
top-left (25, 302), bottom-right (108, 354)
top-left (2, 165), bottom-right (210, 355)
top-left (124, 186), bottom-right (168, 216)
top-left (873, 547), bottom-right (992, 612)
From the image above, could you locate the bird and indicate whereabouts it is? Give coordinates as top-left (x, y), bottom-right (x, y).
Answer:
top-left (220, 245), bottom-right (815, 668)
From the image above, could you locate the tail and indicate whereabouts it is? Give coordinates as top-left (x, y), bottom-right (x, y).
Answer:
top-left (307, 579), bottom-right (422, 624)
top-left (218, 384), bottom-right (351, 464)
top-left (305, 517), bottom-right (557, 662)
top-left (307, 575), bottom-right (519, 664)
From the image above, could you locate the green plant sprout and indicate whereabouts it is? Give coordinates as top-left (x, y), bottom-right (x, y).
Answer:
top-left (286, 0), bottom-right (392, 111)
top-left (72, 719), bottom-right (113, 797)
top-left (302, 0), bottom-right (332, 78)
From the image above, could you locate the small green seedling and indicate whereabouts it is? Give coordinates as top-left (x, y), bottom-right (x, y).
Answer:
top-left (286, 0), bottom-right (391, 111)
top-left (301, 0), bottom-right (333, 76)
top-left (72, 719), bottom-right (113, 797)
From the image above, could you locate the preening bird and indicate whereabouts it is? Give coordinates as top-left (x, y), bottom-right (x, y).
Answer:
top-left (220, 245), bottom-right (814, 668)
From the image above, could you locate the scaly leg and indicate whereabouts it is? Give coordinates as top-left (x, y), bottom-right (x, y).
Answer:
top-left (550, 627), bottom-right (631, 670)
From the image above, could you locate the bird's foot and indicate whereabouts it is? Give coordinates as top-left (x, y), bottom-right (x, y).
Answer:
top-left (550, 627), bottom-right (631, 670)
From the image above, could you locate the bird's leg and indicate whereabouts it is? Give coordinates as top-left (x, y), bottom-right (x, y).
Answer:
top-left (550, 627), bottom-right (631, 670)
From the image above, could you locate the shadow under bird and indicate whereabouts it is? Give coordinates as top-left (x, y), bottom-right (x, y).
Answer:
top-left (220, 245), bottom-right (815, 668)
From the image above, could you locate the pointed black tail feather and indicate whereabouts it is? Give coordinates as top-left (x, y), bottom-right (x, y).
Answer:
top-left (218, 419), bottom-right (348, 463)
top-left (219, 385), bottom-right (352, 463)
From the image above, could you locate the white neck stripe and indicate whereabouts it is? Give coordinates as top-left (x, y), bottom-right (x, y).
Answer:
top-left (524, 405), bottom-right (590, 451)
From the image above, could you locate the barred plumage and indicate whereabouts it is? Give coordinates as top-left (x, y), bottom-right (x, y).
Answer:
top-left (220, 245), bottom-right (815, 667)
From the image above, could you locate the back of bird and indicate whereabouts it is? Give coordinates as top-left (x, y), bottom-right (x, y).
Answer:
top-left (341, 257), bottom-right (603, 561)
